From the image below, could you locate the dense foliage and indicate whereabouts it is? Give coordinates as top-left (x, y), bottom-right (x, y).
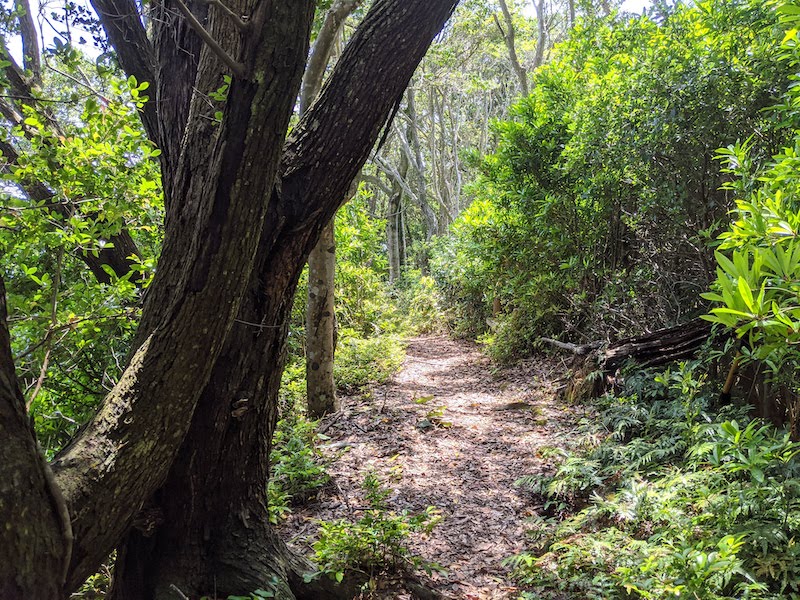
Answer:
top-left (434, 0), bottom-right (790, 360)
top-left (511, 361), bottom-right (800, 599)
top-left (0, 63), bottom-right (162, 455)
top-left (702, 0), bottom-right (800, 419)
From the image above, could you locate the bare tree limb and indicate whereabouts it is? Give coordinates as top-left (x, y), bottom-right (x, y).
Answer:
top-left (541, 337), bottom-right (604, 355)
top-left (15, 0), bottom-right (40, 80)
top-left (374, 154), bottom-right (419, 204)
top-left (496, 0), bottom-right (528, 96)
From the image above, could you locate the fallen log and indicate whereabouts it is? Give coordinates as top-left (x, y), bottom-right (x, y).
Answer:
top-left (542, 318), bottom-right (715, 402)
top-left (541, 318), bottom-right (713, 373)
top-left (602, 318), bottom-right (713, 373)
top-left (543, 320), bottom-right (794, 428)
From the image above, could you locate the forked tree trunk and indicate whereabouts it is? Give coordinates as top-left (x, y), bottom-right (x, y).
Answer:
top-left (53, 0), bottom-right (317, 591)
top-left (109, 1), bottom-right (461, 598)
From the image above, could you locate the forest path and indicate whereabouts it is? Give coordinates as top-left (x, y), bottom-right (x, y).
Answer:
top-left (281, 336), bottom-right (579, 599)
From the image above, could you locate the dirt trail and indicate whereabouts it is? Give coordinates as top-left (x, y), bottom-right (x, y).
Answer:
top-left (281, 336), bottom-right (577, 599)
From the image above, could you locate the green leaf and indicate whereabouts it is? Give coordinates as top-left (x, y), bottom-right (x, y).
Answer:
top-left (737, 277), bottom-right (754, 312)
top-left (715, 252), bottom-right (737, 278)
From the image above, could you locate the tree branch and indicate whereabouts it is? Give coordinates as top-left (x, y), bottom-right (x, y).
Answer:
top-left (173, 0), bottom-right (246, 78)
top-left (14, 0), bottom-right (40, 80)
top-left (202, 0), bottom-right (251, 31)
top-left (374, 154), bottom-right (419, 204)
top-left (299, 0), bottom-right (362, 113)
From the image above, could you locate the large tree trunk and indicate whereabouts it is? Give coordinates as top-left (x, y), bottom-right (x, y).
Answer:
top-left (1, 0), bottom-right (459, 595)
top-left (110, 1), bottom-right (460, 597)
top-left (50, 1), bottom-right (317, 590)
top-left (0, 275), bottom-right (69, 599)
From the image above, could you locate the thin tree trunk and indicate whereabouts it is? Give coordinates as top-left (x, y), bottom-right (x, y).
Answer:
top-left (495, 0), bottom-right (528, 96)
top-left (406, 86), bottom-right (437, 242)
top-left (304, 0), bottom-right (362, 418)
top-left (533, 0), bottom-right (546, 70)
top-left (307, 217), bottom-right (337, 418)
top-left (387, 152), bottom-right (409, 283)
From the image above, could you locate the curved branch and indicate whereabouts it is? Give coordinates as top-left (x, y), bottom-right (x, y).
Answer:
top-left (0, 275), bottom-right (69, 598)
top-left (299, 0), bottom-right (362, 113)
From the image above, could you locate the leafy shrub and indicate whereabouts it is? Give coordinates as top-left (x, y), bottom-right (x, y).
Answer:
top-left (334, 333), bottom-right (405, 394)
top-left (511, 361), bottom-right (800, 599)
top-left (395, 270), bottom-right (447, 335)
top-left (268, 405), bottom-right (330, 524)
top-left (312, 472), bottom-right (440, 583)
top-left (702, 2), bottom-right (800, 419)
top-left (1, 70), bottom-right (163, 456)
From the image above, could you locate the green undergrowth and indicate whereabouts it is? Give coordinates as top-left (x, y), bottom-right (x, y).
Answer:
top-left (269, 324), bottom-right (409, 525)
top-left (334, 332), bottom-right (406, 394)
top-left (310, 471), bottom-right (442, 585)
top-left (268, 408), bottom-right (330, 524)
top-left (509, 361), bottom-right (800, 600)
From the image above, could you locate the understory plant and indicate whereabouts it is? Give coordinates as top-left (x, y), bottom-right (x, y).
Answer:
top-left (510, 361), bottom-right (800, 599)
top-left (267, 408), bottom-right (330, 524)
top-left (312, 472), bottom-right (441, 584)
top-left (701, 2), bottom-right (800, 423)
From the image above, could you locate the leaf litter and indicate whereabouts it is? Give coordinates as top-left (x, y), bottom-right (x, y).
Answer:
top-left (279, 336), bottom-right (581, 599)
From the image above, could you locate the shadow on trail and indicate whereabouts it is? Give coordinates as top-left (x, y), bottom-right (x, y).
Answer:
top-left (279, 336), bottom-right (576, 599)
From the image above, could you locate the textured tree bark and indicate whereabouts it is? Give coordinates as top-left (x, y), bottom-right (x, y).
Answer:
top-left (602, 318), bottom-right (713, 373)
top-left (0, 275), bottom-right (68, 599)
top-left (110, 0), bottom-right (461, 597)
top-left (48, 1), bottom-right (316, 591)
